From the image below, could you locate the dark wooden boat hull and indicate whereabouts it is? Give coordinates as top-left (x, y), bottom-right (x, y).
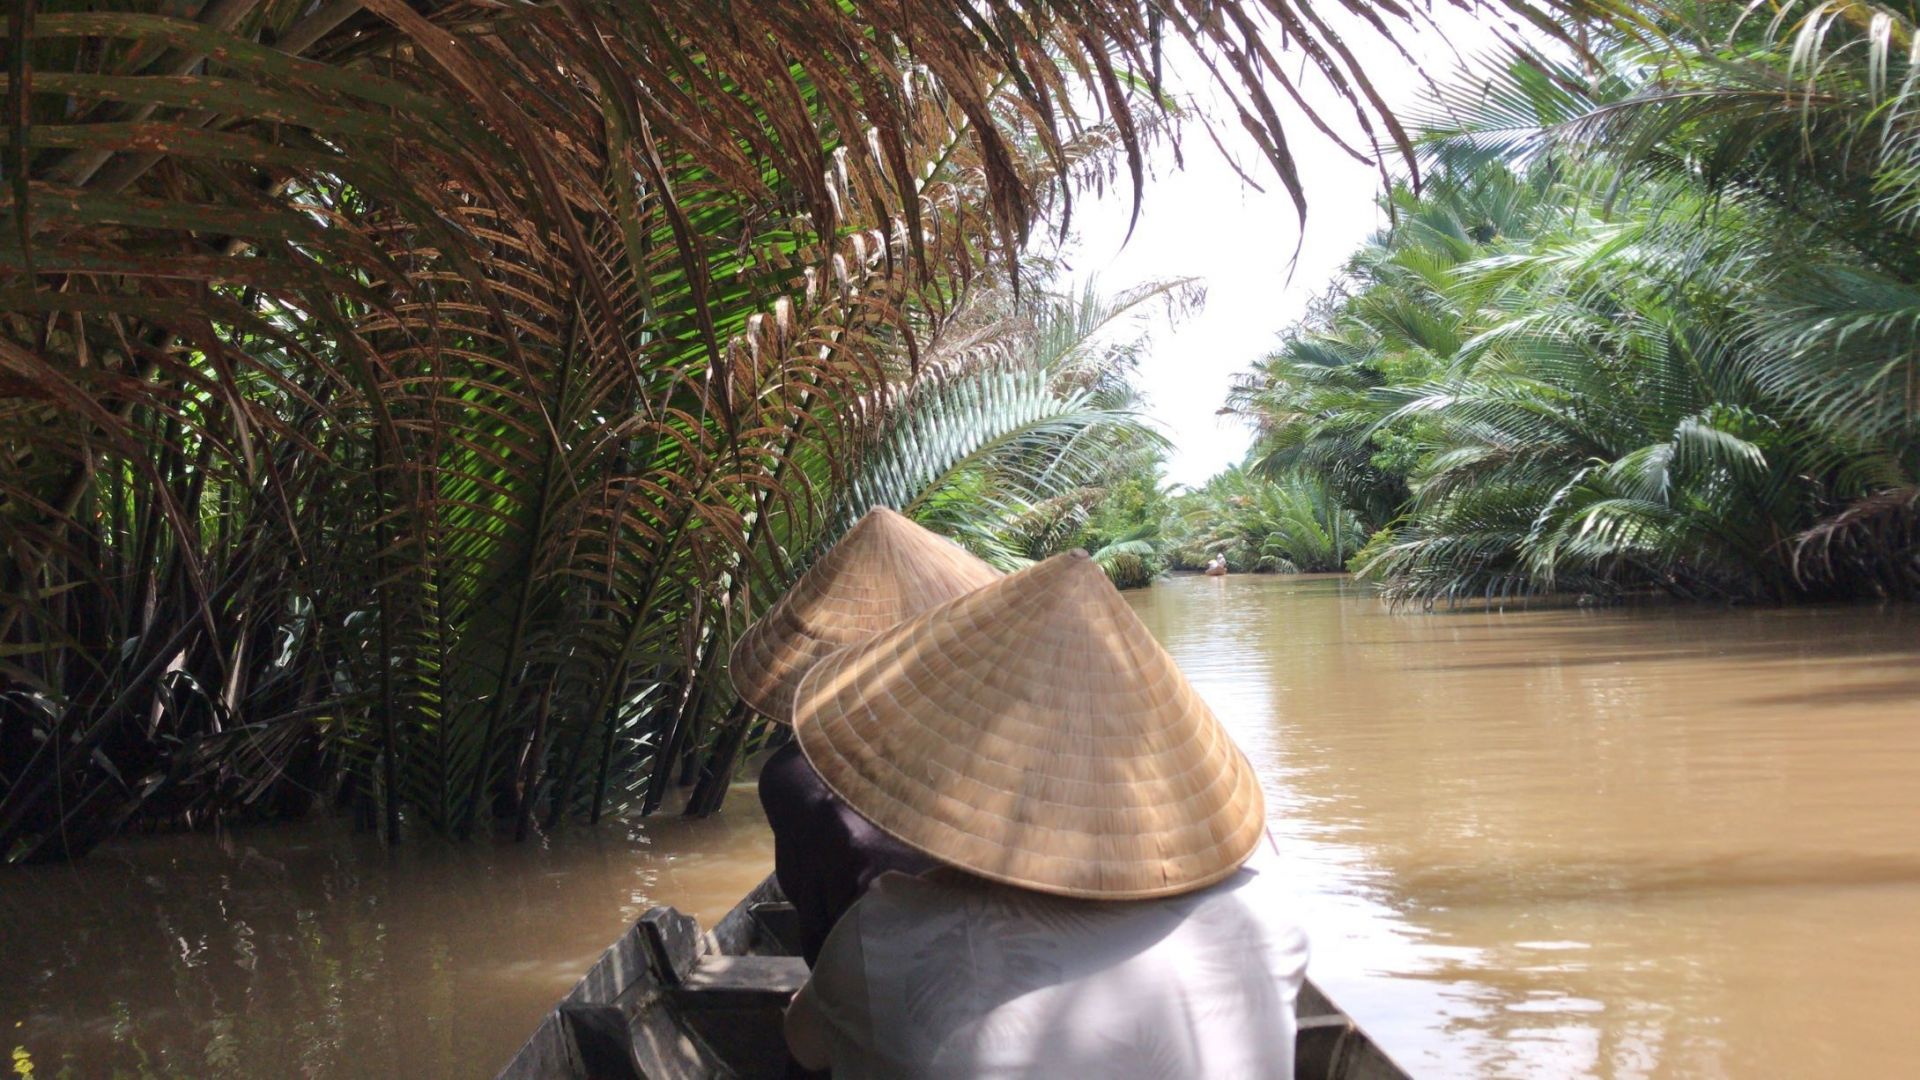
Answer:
top-left (499, 875), bottom-right (1411, 1079)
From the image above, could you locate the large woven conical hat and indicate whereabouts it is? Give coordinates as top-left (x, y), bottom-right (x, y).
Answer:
top-left (793, 550), bottom-right (1266, 900)
top-left (730, 507), bottom-right (1000, 723)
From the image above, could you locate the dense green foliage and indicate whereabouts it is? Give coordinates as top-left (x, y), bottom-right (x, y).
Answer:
top-left (989, 457), bottom-right (1173, 589)
top-left (1162, 467), bottom-right (1365, 574)
top-left (11, 0), bottom-right (1617, 858)
top-left (1226, 5), bottom-right (1920, 606)
top-left (988, 452), bottom-right (1365, 586)
top-left (877, 280), bottom-right (1190, 589)
top-left (868, 280), bottom-right (1183, 571)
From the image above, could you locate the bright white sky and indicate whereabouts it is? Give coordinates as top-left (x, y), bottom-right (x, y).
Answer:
top-left (1057, 9), bottom-right (1518, 487)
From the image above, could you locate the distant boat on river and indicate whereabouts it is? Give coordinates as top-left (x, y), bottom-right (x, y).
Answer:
top-left (1206, 554), bottom-right (1230, 576)
top-left (499, 875), bottom-right (1409, 1079)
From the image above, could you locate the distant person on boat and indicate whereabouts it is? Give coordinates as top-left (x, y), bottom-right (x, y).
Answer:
top-left (731, 506), bottom-right (998, 964)
top-left (782, 551), bottom-right (1308, 1079)
top-left (1205, 553), bottom-right (1229, 576)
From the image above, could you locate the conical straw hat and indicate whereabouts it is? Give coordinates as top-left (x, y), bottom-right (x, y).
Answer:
top-left (793, 550), bottom-right (1266, 900)
top-left (730, 507), bottom-right (1000, 723)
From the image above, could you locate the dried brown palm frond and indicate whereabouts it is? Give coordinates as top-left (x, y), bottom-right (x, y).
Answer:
top-left (2, 0), bottom-right (1626, 858)
top-left (1792, 485), bottom-right (1920, 600)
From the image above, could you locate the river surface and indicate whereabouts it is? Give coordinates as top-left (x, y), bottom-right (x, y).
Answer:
top-left (1129, 575), bottom-right (1920, 1078)
top-left (4, 573), bottom-right (1918, 1077)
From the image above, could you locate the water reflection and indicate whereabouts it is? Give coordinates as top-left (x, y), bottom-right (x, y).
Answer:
top-left (0, 807), bottom-right (773, 1078)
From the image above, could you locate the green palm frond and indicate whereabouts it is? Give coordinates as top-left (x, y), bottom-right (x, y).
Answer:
top-left (1089, 530), bottom-right (1160, 589)
top-left (1227, 20), bottom-right (1920, 607)
top-left (0, 0), bottom-right (1673, 858)
top-left (830, 282), bottom-right (1170, 568)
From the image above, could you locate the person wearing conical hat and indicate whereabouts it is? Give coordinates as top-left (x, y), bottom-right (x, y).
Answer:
top-left (735, 506), bottom-right (1001, 964)
top-left (781, 550), bottom-right (1309, 1079)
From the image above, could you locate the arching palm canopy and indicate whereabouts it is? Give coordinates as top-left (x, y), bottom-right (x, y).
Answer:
top-left (0, 0), bottom-right (1616, 858)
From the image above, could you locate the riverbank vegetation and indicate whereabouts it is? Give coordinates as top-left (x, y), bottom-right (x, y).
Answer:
top-left (22, 0), bottom-right (1899, 860)
top-left (1161, 467), bottom-right (1365, 575)
top-left (851, 280), bottom-right (1188, 578)
top-left (1219, 4), bottom-right (1920, 606)
top-left (8, 0), bottom-right (1610, 858)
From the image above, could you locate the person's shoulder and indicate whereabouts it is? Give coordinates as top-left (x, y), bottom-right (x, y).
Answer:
top-left (757, 741), bottom-right (831, 807)
top-left (821, 870), bottom-right (940, 952)
top-left (1182, 857), bottom-right (1309, 953)
top-left (866, 866), bottom-right (959, 899)
top-left (1206, 842), bottom-right (1291, 901)
top-left (853, 866), bottom-right (992, 920)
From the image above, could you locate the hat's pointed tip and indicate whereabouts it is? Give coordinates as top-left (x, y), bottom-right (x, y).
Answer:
top-left (732, 505), bottom-right (994, 720)
top-left (1029, 548), bottom-right (1111, 590)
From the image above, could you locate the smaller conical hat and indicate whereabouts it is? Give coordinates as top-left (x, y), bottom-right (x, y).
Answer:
top-left (730, 507), bottom-right (1000, 722)
top-left (794, 550), bottom-right (1266, 899)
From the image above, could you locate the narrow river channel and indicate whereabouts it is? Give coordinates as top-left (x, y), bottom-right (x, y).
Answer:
top-left (4, 573), bottom-right (1917, 1077)
top-left (1130, 574), bottom-right (1920, 1077)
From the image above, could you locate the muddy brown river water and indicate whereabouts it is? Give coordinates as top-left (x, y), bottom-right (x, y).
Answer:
top-left (3, 573), bottom-right (1918, 1077)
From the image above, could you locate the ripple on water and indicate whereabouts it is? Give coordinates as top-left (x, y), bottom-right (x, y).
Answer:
top-left (1128, 573), bottom-right (1920, 1079)
top-left (5, 575), bottom-right (1916, 1079)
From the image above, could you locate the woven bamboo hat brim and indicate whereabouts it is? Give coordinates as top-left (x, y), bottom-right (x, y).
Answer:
top-left (729, 507), bottom-right (1000, 723)
top-left (793, 550), bottom-right (1266, 900)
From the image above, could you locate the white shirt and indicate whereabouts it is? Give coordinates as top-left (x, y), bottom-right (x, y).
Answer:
top-left (801, 852), bottom-right (1309, 1079)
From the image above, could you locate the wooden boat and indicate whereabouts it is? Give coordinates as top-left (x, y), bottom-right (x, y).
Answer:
top-left (499, 875), bottom-right (1412, 1080)
top-left (1205, 563), bottom-right (1229, 576)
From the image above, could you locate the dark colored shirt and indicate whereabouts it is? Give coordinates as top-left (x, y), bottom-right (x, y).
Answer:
top-left (757, 740), bottom-right (937, 965)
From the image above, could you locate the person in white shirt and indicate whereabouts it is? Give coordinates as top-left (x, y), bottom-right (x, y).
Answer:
top-left (781, 550), bottom-right (1309, 1079)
